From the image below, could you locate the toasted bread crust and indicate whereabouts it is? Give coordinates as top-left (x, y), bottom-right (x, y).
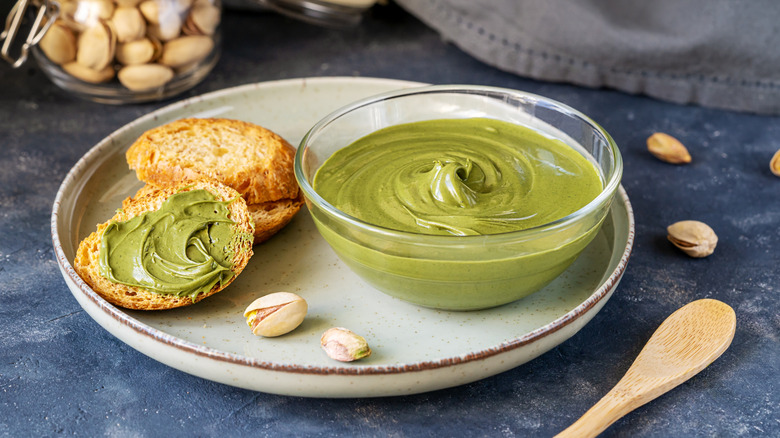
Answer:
top-left (125, 118), bottom-right (299, 205)
top-left (74, 181), bottom-right (254, 310)
top-left (248, 191), bottom-right (305, 244)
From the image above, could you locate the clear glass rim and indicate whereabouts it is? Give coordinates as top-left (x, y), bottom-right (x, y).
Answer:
top-left (294, 84), bottom-right (624, 244)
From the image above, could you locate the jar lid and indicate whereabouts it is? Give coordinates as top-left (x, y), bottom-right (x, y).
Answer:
top-left (248, 0), bottom-right (375, 28)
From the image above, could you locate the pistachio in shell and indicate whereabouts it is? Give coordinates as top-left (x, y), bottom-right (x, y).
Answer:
top-left (115, 38), bottom-right (159, 65)
top-left (770, 149), bottom-right (780, 178)
top-left (62, 62), bottom-right (115, 83)
top-left (39, 22), bottom-right (77, 65)
top-left (58, 1), bottom-right (86, 31)
top-left (69, 0), bottom-right (116, 27)
top-left (117, 63), bottom-right (174, 90)
top-left (667, 220), bottom-right (717, 258)
top-left (76, 21), bottom-right (116, 70)
top-left (243, 292), bottom-right (308, 337)
top-left (159, 35), bottom-right (213, 68)
top-left (183, 2), bottom-right (220, 36)
top-left (138, 0), bottom-right (160, 24)
top-left (115, 0), bottom-right (144, 6)
top-left (147, 14), bottom-right (183, 41)
top-left (111, 6), bottom-right (147, 43)
top-left (647, 132), bottom-right (692, 164)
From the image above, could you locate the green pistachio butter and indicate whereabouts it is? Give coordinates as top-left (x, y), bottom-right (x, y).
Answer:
top-left (313, 118), bottom-right (602, 236)
top-left (309, 118), bottom-right (608, 309)
top-left (98, 189), bottom-right (238, 301)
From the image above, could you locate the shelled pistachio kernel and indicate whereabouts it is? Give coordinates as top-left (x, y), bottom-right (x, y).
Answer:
top-left (667, 220), bottom-right (718, 258)
top-left (647, 132), bottom-right (692, 164)
top-left (320, 327), bottom-right (371, 362)
top-left (243, 292), bottom-right (307, 337)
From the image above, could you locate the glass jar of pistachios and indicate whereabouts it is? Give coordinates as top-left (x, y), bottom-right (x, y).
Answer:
top-left (3, 0), bottom-right (221, 104)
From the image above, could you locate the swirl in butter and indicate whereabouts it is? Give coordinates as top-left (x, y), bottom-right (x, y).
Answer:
top-left (98, 189), bottom-right (238, 299)
top-left (313, 118), bottom-right (603, 236)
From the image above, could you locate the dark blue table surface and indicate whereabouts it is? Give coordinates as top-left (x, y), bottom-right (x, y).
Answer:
top-left (1, 4), bottom-right (778, 437)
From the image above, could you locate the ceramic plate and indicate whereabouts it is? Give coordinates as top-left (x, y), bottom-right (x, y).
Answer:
top-left (52, 77), bottom-right (634, 397)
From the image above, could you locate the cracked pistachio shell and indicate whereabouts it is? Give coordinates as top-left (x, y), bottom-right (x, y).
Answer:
top-left (117, 63), bottom-right (174, 90)
top-left (111, 7), bottom-right (147, 43)
top-left (770, 149), bottom-right (780, 177)
top-left (667, 220), bottom-right (717, 258)
top-left (39, 22), bottom-right (77, 65)
top-left (76, 21), bottom-right (116, 70)
top-left (647, 132), bottom-right (692, 164)
top-left (321, 327), bottom-right (371, 362)
top-left (243, 292), bottom-right (308, 337)
top-left (160, 35), bottom-right (213, 68)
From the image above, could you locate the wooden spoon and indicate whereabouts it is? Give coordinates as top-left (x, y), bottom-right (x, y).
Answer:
top-left (555, 298), bottom-right (736, 438)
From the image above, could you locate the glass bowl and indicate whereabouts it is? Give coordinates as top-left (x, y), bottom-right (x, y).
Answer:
top-left (294, 85), bottom-right (623, 310)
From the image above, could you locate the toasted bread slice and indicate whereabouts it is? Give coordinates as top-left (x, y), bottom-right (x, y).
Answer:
top-left (125, 118), bottom-right (302, 243)
top-left (126, 118), bottom-right (299, 205)
top-left (74, 180), bottom-right (254, 310)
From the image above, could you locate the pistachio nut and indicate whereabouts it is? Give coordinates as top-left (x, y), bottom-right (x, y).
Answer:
top-left (770, 149), bottom-right (780, 177)
top-left (147, 14), bottom-right (183, 41)
top-left (183, 2), bottom-right (220, 36)
top-left (138, 0), bottom-right (160, 24)
top-left (58, 1), bottom-right (86, 31)
top-left (115, 0), bottom-right (143, 6)
top-left (647, 132), bottom-right (692, 164)
top-left (61, 0), bottom-right (115, 30)
top-left (160, 35), bottom-right (213, 68)
top-left (243, 292), bottom-right (308, 337)
top-left (117, 63), bottom-right (174, 90)
top-left (39, 22), bottom-right (77, 65)
top-left (76, 21), bottom-right (116, 70)
top-left (62, 62), bottom-right (115, 83)
top-left (115, 38), bottom-right (158, 65)
top-left (77, 0), bottom-right (116, 23)
top-left (667, 220), bottom-right (717, 258)
top-left (111, 7), bottom-right (147, 43)
top-left (320, 327), bottom-right (371, 362)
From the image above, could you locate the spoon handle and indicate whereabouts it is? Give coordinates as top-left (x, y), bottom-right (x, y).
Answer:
top-left (554, 381), bottom-right (648, 438)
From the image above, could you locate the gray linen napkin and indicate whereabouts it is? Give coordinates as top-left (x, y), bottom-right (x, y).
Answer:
top-left (395, 0), bottom-right (780, 115)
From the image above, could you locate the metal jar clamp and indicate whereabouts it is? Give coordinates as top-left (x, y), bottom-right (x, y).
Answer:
top-left (1, 0), bottom-right (58, 67)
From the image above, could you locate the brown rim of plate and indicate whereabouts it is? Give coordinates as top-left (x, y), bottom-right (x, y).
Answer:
top-left (50, 78), bottom-right (635, 377)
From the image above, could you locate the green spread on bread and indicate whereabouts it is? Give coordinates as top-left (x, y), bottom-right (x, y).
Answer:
top-left (98, 189), bottom-right (238, 300)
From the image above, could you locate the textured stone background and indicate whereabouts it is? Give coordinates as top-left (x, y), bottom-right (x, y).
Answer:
top-left (0, 4), bottom-right (778, 437)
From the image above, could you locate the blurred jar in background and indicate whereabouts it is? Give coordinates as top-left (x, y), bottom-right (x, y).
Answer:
top-left (253, 0), bottom-right (377, 27)
top-left (31, 0), bottom-right (222, 104)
